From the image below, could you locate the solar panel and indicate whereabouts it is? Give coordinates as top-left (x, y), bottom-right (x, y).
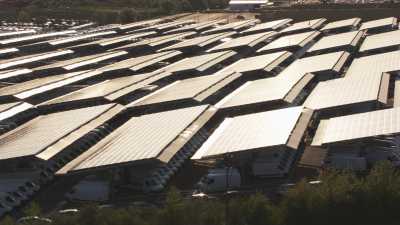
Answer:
top-left (240, 19), bottom-right (293, 35)
top-left (359, 17), bottom-right (397, 31)
top-left (359, 30), bottom-right (400, 53)
top-left (320, 18), bottom-right (361, 32)
top-left (307, 30), bottom-right (363, 54)
top-left (202, 19), bottom-right (258, 34)
top-left (257, 31), bottom-right (320, 53)
top-left (0, 30), bottom-right (76, 46)
top-left (312, 107), bottom-right (400, 146)
top-left (209, 31), bottom-right (277, 52)
top-left (280, 18), bottom-right (326, 34)
top-left (192, 106), bottom-right (304, 159)
top-left (59, 105), bottom-right (215, 173)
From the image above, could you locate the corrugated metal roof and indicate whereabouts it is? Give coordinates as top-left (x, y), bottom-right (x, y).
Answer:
top-left (312, 107), bottom-right (400, 146)
top-left (159, 32), bottom-right (235, 51)
top-left (0, 104), bottom-right (116, 160)
top-left (0, 50), bottom-right (74, 70)
top-left (307, 30), bottom-right (363, 53)
top-left (99, 50), bottom-right (181, 72)
top-left (280, 18), bottom-right (326, 33)
top-left (192, 106), bottom-right (304, 159)
top-left (359, 30), bottom-right (400, 53)
top-left (320, 18), bottom-right (361, 31)
top-left (128, 72), bottom-right (242, 107)
top-left (60, 105), bottom-right (215, 172)
top-left (163, 50), bottom-right (237, 73)
top-left (241, 19), bottom-right (293, 34)
top-left (359, 17), bottom-right (397, 31)
top-left (218, 51), bottom-right (292, 74)
top-left (209, 31), bottom-right (277, 51)
top-left (257, 31), bottom-right (320, 53)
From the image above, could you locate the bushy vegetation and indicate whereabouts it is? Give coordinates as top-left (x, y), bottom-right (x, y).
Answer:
top-left (3, 162), bottom-right (400, 225)
top-left (2, 0), bottom-right (230, 24)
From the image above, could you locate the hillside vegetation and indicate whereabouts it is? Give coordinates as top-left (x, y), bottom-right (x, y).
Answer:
top-left (1, 0), bottom-right (230, 24)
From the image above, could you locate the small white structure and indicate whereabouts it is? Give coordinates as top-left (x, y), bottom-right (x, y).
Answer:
top-left (229, 0), bottom-right (269, 10)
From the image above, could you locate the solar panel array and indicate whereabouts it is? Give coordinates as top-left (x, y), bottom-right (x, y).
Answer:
top-left (0, 15), bottom-right (399, 198)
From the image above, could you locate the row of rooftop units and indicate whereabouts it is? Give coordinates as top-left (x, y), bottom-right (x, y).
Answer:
top-left (0, 13), bottom-right (400, 214)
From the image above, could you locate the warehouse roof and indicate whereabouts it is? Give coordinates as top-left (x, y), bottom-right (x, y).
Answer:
top-left (218, 51), bottom-right (292, 74)
top-left (280, 18), bottom-right (326, 34)
top-left (359, 17), bottom-right (397, 31)
top-left (192, 106), bottom-right (312, 159)
top-left (320, 18), bottom-right (361, 32)
top-left (312, 107), bottom-right (400, 146)
top-left (241, 18), bottom-right (293, 35)
top-left (127, 72), bottom-right (242, 108)
top-left (163, 50), bottom-right (237, 74)
top-left (57, 105), bottom-right (217, 174)
top-left (0, 104), bottom-right (122, 161)
top-left (159, 32), bottom-right (235, 52)
top-left (306, 30), bottom-right (364, 54)
top-left (209, 31), bottom-right (277, 52)
top-left (257, 31), bottom-right (320, 53)
top-left (359, 30), bottom-right (400, 54)
top-left (99, 50), bottom-right (181, 72)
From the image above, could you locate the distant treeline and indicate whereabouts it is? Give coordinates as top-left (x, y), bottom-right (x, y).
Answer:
top-left (1, 0), bottom-right (230, 24)
top-left (3, 161), bottom-right (400, 225)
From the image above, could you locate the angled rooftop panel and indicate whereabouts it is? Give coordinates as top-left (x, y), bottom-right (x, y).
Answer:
top-left (39, 71), bottom-right (171, 108)
top-left (202, 19), bottom-right (258, 35)
top-left (306, 30), bottom-right (364, 55)
top-left (345, 50), bottom-right (400, 78)
top-left (218, 51), bottom-right (292, 75)
top-left (69, 32), bottom-right (156, 51)
top-left (0, 30), bottom-right (76, 46)
top-left (216, 51), bottom-right (350, 110)
top-left (127, 72), bottom-right (243, 109)
top-left (359, 17), bottom-right (397, 32)
top-left (117, 18), bottom-right (164, 32)
top-left (240, 18), bottom-right (293, 35)
top-left (0, 102), bottom-right (34, 123)
top-left (192, 106), bottom-right (311, 159)
top-left (48, 31), bottom-right (116, 47)
top-left (0, 50), bottom-right (74, 70)
top-left (280, 18), bottom-right (326, 34)
top-left (257, 31), bottom-right (320, 53)
top-left (99, 50), bottom-right (181, 73)
top-left (33, 51), bottom-right (128, 73)
top-left (359, 30), bottom-right (400, 54)
top-left (0, 30), bottom-right (36, 39)
top-left (112, 32), bottom-right (195, 51)
top-left (0, 70), bottom-right (95, 99)
top-left (0, 48), bottom-right (19, 57)
top-left (0, 104), bottom-right (120, 161)
top-left (159, 32), bottom-right (235, 52)
top-left (0, 69), bottom-right (32, 81)
top-left (57, 105), bottom-right (217, 174)
top-left (320, 18), bottom-right (361, 32)
top-left (166, 19), bottom-right (227, 34)
top-left (303, 73), bottom-right (388, 112)
top-left (312, 107), bottom-right (400, 146)
top-left (136, 20), bottom-right (195, 33)
top-left (163, 50), bottom-right (237, 74)
top-left (208, 31), bottom-right (277, 52)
